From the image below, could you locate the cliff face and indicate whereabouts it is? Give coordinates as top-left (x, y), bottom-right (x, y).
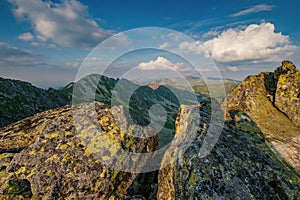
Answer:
top-left (224, 61), bottom-right (300, 171)
top-left (157, 104), bottom-right (300, 199)
top-left (0, 102), bottom-right (158, 199)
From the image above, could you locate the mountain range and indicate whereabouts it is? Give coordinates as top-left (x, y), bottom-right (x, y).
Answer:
top-left (0, 61), bottom-right (299, 199)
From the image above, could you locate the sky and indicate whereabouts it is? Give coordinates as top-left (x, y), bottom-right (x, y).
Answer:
top-left (1, 0), bottom-right (300, 88)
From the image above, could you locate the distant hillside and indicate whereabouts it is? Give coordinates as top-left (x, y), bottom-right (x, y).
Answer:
top-left (0, 61), bottom-right (300, 199)
top-left (0, 77), bottom-right (71, 127)
top-left (0, 75), bottom-right (206, 146)
top-left (148, 77), bottom-right (239, 98)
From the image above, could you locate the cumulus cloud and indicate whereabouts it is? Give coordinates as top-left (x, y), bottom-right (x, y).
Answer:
top-left (227, 66), bottom-right (239, 72)
top-left (8, 0), bottom-right (113, 49)
top-left (137, 56), bottom-right (183, 71)
top-left (179, 41), bottom-right (204, 55)
top-left (18, 32), bottom-right (34, 41)
top-left (203, 23), bottom-right (296, 62)
top-left (179, 22), bottom-right (296, 63)
top-left (231, 4), bottom-right (274, 17)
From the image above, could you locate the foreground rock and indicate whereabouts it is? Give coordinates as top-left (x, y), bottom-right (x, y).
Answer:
top-left (1, 61), bottom-right (300, 199)
top-left (0, 102), bottom-right (158, 199)
top-left (224, 60), bottom-right (300, 172)
top-left (157, 104), bottom-right (300, 199)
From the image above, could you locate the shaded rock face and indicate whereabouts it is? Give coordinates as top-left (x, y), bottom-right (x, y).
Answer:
top-left (0, 102), bottom-right (158, 199)
top-left (224, 61), bottom-right (300, 172)
top-left (157, 104), bottom-right (300, 200)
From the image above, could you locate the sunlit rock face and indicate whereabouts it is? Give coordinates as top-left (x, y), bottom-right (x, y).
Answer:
top-left (224, 61), bottom-right (300, 172)
top-left (0, 102), bottom-right (158, 199)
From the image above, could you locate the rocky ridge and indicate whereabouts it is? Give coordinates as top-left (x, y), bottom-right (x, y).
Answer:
top-left (157, 103), bottom-right (300, 199)
top-left (0, 100), bottom-right (299, 199)
top-left (0, 61), bottom-right (299, 199)
top-left (224, 60), bottom-right (300, 171)
top-left (0, 102), bottom-right (158, 199)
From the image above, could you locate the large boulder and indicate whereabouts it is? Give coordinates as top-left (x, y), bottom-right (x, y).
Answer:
top-left (157, 104), bottom-right (300, 199)
top-left (0, 102), bottom-right (158, 199)
top-left (224, 61), bottom-right (300, 171)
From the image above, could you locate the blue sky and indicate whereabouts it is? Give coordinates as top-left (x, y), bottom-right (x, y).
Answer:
top-left (1, 0), bottom-right (300, 88)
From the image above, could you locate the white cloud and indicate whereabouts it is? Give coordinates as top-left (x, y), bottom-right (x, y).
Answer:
top-left (137, 56), bottom-right (183, 71)
top-left (37, 35), bottom-right (47, 42)
top-left (8, 0), bottom-right (112, 49)
top-left (179, 22), bottom-right (296, 63)
top-left (18, 32), bottom-right (34, 41)
top-left (203, 23), bottom-right (296, 62)
top-left (202, 30), bottom-right (218, 38)
top-left (179, 41), bottom-right (204, 55)
top-left (159, 42), bottom-right (169, 49)
top-left (227, 66), bottom-right (239, 72)
top-left (231, 4), bottom-right (274, 17)
top-left (167, 32), bottom-right (183, 41)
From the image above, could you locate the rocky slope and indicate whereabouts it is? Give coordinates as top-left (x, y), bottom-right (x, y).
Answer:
top-left (0, 99), bottom-right (299, 199)
top-left (157, 102), bottom-right (300, 199)
top-left (0, 61), bottom-right (299, 199)
top-left (224, 61), bottom-right (300, 172)
top-left (0, 102), bottom-right (158, 199)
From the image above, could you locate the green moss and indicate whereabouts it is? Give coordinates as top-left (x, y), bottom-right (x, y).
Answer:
top-left (59, 144), bottom-right (68, 150)
top-left (100, 170), bottom-right (106, 178)
top-left (48, 154), bottom-right (58, 161)
top-left (16, 167), bottom-right (26, 175)
top-left (188, 173), bottom-right (199, 186)
top-left (62, 155), bottom-right (73, 163)
top-left (45, 132), bottom-right (59, 139)
top-left (64, 131), bottom-right (74, 137)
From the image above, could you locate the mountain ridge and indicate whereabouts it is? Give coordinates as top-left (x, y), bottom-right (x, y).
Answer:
top-left (223, 60), bottom-right (300, 172)
top-left (0, 61), bottom-right (300, 199)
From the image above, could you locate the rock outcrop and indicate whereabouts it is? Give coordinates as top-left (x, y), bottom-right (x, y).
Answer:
top-left (0, 102), bottom-right (158, 199)
top-left (274, 61), bottom-right (300, 126)
top-left (157, 103), bottom-right (300, 199)
top-left (1, 61), bottom-right (300, 199)
top-left (224, 61), bottom-right (300, 171)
